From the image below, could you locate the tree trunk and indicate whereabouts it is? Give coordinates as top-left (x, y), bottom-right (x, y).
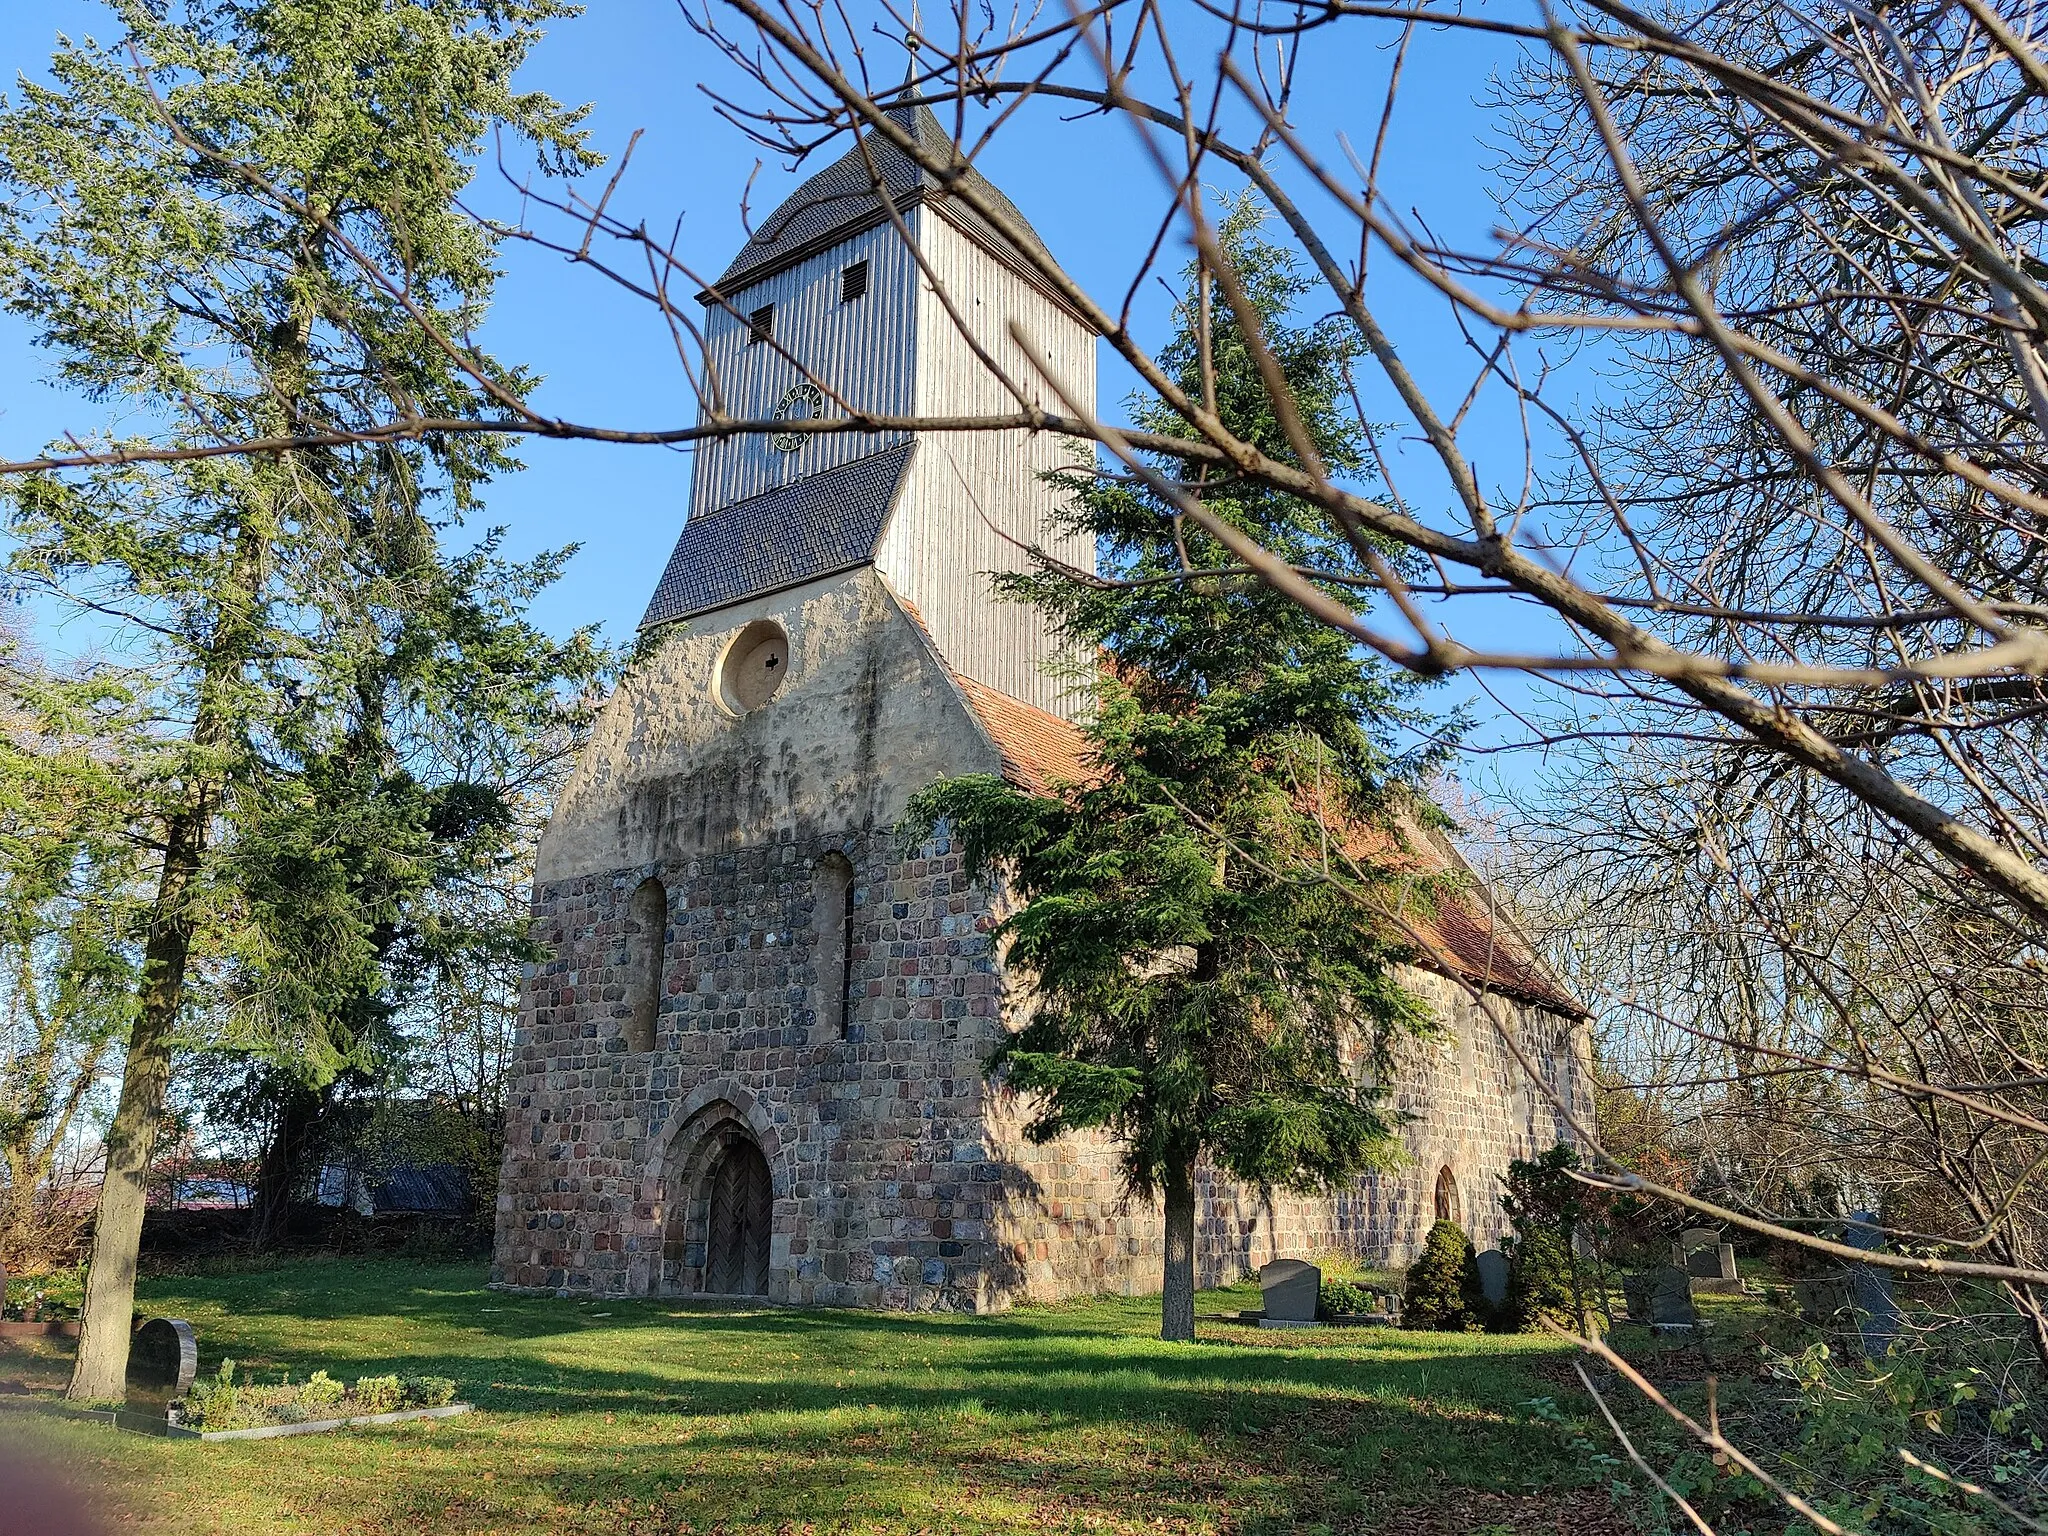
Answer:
top-left (1160, 1148), bottom-right (1197, 1343)
top-left (65, 806), bottom-right (204, 1401)
top-left (249, 1081), bottom-right (326, 1252)
top-left (66, 506), bottom-right (269, 1402)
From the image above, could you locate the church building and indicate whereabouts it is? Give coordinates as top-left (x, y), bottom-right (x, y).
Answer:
top-left (492, 109), bottom-right (1593, 1308)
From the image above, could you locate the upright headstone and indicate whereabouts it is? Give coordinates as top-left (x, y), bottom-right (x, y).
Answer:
top-left (1474, 1248), bottom-right (1509, 1308)
top-left (125, 1317), bottom-right (198, 1419)
top-left (1844, 1211), bottom-right (1900, 1358)
top-left (1624, 1266), bottom-right (1696, 1329)
top-left (1673, 1229), bottom-right (1742, 1293)
top-left (1794, 1273), bottom-right (1854, 1325)
top-left (1259, 1258), bottom-right (1320, 1327)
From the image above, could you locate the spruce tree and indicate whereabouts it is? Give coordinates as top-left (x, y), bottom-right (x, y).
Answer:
top-left (0, 0), bottom-right (597, 1399)
top-left (907, 201), bottom-right (1459, 1341)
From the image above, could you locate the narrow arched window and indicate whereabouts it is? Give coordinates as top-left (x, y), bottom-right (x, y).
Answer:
top-left (1434, 1165), bottom-right (1462, 1227)
top-left (625, 876), bottom-right (667, 1053)
top-left (814, 853), bottom-right (854, 1038)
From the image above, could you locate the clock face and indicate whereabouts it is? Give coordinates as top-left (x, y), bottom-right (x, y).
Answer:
top-left (771, 382), bottom-right (826, 453)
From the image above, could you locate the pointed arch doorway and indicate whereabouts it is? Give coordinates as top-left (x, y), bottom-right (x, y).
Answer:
top-left (703, 1138), bottom-right (773, 1296)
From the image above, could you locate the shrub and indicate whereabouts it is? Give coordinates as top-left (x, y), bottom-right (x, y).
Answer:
top-left (301, 1370), bottom-right (345, 1411)
top-left (351, 1375), bottom-right (403, 1414)
top-left (1404, 1220), bottom-right (1485, 1330)
top-left (1318, 1279), bottom-right (1375, 1318)
top-left (177, 1362), bottom-right (460, 1430)
top-left (1502, 1226), bottom-right (1576, 1332)
top-left (1498, 1145), bottom-right (1596, 1333)
top-left (183, 1359), bottom-right (240, 1429)
top-left (400, 1375), bottom-right (457, 1409)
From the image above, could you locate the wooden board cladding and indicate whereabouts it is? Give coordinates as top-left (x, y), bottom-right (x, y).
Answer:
top-left (873, 211), bottom-right (1098, 719)
top-left (691, 219), bottom-right (922, 518)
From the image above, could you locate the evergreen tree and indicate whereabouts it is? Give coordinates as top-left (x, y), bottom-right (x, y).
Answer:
top-left (1402, 1219), bottom-right (1485, 1331)
top-left (906, 201), bottom-right (1459, 1341)
top-left (0, 0), bottom-right (598, 1399)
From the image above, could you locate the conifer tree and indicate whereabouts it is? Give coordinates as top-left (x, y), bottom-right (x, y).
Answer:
top-left (0, 0), bottom-right (598, 1399)
top-left (907, 202), bottom-right (1459, 1341)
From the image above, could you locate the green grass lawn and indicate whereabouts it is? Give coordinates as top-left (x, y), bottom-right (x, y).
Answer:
top-left (1, 1258), bottom-right (1645, 1535)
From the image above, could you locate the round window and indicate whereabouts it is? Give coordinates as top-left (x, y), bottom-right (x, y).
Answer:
top-left (718, 619), bottom-right (790, 713)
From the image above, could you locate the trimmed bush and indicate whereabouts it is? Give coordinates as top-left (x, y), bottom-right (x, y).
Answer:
top-left (401, 1375), bottom-right (458, 1409)
top-left (1502, 1226), bottom-right (1576, 1332)
top-left (351, 1375), bottom-right (403, 1415)
top-left (1403, 1220), bottom-right (1486, 1330)
top-left (301, 1370), bottom-right (345, 1411)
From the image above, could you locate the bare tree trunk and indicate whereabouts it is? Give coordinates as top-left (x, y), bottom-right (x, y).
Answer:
top-left (1161, 1148), bottom-right (1197, 1343)
top-left (65, 806), bottom-right (203, 1401)
top-left (249, 1082), bottom-right (325, 1252)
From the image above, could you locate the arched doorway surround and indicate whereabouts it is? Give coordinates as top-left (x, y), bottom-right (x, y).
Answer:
top-left (636, 1083), bottom-right (783, 1297)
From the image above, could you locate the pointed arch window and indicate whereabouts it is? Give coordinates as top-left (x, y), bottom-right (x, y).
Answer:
top-left (625, 876), bottom-right (667, 1053)
top-left (1433, 1165), bottom-right (1462, 1227)
top-left (814, 853), bottom-right (855, 1038)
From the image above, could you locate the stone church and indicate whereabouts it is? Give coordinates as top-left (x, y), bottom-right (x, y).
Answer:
top-left (492, 109), bottom-right (1593, 1309)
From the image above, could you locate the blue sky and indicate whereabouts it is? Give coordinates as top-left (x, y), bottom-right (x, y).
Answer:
top-left (0, 1), bottom-right (1579, 771)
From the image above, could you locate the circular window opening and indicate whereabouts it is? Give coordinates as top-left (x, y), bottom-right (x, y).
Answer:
top-left (718, 619), bottom-right (791, 713)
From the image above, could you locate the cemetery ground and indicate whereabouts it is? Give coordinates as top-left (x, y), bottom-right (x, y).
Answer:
top-left (0, 1255), bottom-right (1681, 1536)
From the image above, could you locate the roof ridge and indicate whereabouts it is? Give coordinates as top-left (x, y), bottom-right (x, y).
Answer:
top-left (709, 104), bottom-right (1058, 297)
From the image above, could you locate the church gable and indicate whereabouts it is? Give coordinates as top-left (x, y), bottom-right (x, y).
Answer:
top-left (538, 566), bottom-right (1004, 884)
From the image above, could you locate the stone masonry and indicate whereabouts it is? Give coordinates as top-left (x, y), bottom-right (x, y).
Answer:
top-left (493, 818), bottom-right (1593, 1309)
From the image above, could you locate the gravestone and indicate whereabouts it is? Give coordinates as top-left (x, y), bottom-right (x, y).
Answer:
top-left (125, 1317), bottom-right (198, 1420)
top-left (1474, 1248), bottom-right (1509, 1308)
top-left (1623, 1266), bottom-right (1696, 1329)
top-left (1672, 1229), bottom-right (1742, 1294)
top-left (1844, 1211), bottom-right (1901, 1358)
top-left (1259, 1258), bottom-right (1320, 1327)
top-left (1794, 1273), bottom-right (1855, 1325)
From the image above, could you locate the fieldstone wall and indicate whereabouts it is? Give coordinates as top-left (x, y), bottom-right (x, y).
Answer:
top-left (982, 966), bottom-right (1593, 1302)
top-left (493, 829), bottom-right (1594, 1310)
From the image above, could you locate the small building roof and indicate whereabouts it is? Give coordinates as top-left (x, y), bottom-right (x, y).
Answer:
top-left (639, 441), bottom-right (915, 631)
top-left (705, 104), bottom-right (1062, 300)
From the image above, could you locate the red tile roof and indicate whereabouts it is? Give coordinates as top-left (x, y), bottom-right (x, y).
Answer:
top-left (950, 674), bottom-right (1099, 796)
top-left (946, 671), bottom-right (1583, 1019)
top-left (880, 580), bottom-right (1582, 1019)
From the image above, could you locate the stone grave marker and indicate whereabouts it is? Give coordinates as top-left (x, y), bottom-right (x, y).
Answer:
top-left (1672, 1229), bottom-right (1742, 1293)
top-left (124, 1317), bottom-right (198, 1424)
top-left (1623, 1266), bottom-right (1696, 1329)
top-left (1259, 1258), bottom-right (1320, 1328)
top-left (1794, 1273), bottom-right (1855, 1325)
top-left (1844, 1211), bottom-right (1901, 1358)
top-left (1474, 1248), bottom-right (1509, 1308)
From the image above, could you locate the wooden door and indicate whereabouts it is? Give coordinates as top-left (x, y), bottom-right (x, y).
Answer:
top-left (704, 1141), bottom-right (772, 1295)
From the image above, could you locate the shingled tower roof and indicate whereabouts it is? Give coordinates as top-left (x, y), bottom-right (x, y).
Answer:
top-left (705, 104), bottom-right (1061, 298)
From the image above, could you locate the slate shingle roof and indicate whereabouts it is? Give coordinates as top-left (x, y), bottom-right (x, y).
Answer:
top-left (708, 105), bottom-right (1059, 298)
top-left (638, 442), bottom-right (915, 631)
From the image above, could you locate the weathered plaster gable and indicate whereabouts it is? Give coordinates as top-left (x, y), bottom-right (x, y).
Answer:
top-left (537, 567), bottom-right (1004, 882)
